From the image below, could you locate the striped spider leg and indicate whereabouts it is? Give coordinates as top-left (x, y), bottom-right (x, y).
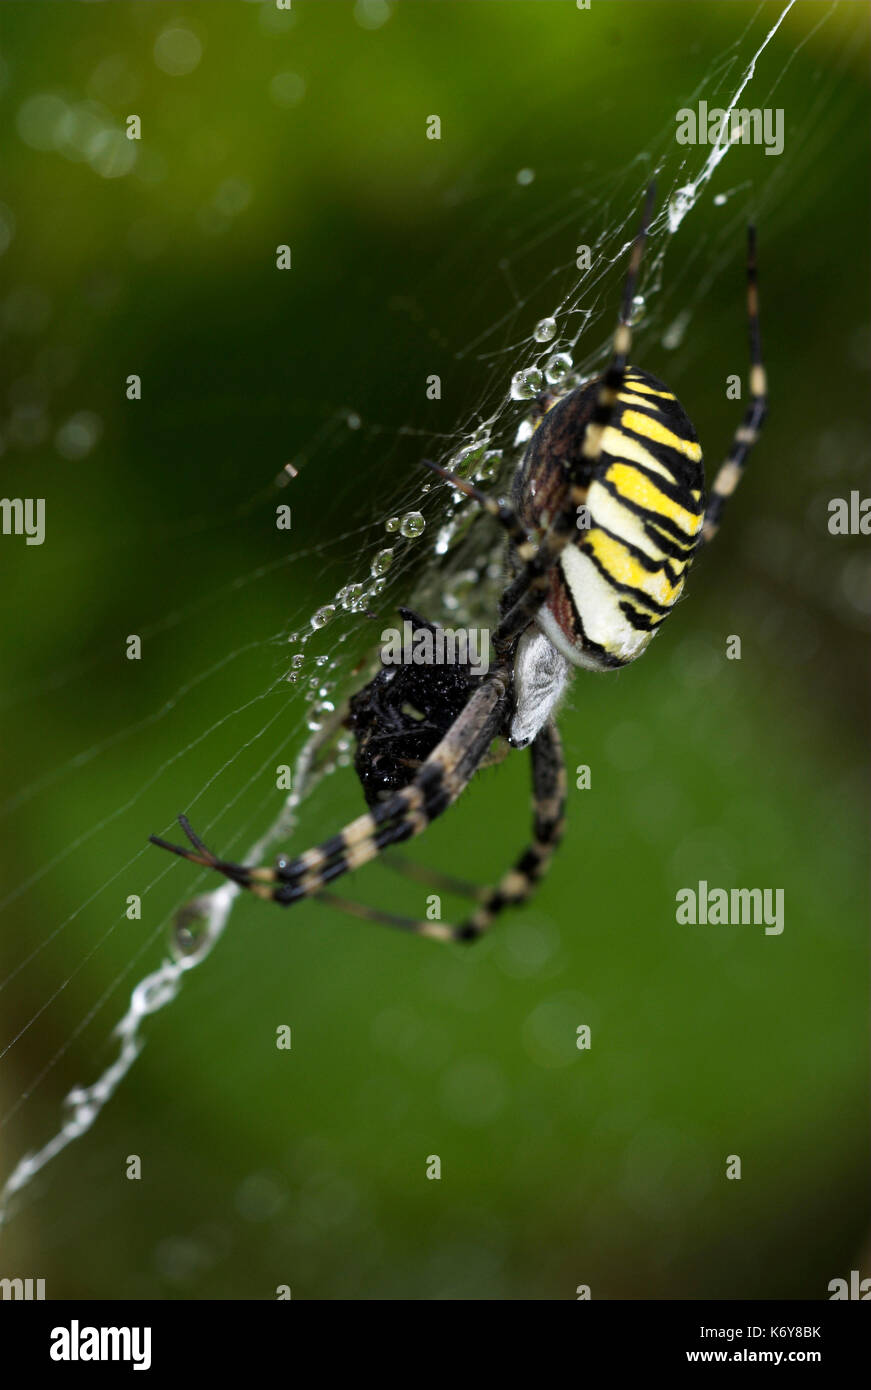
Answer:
top-left (321, 720), bottom-right (566, 941)
top-left (150, 672), bottom-right (512, 932)
top-left (702, 225), bottom-right (768, 543)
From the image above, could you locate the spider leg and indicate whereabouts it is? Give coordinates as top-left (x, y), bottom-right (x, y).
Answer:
top-left (453, 718), bottom-right (566, 940)
top-left (701, 224), bottom-right (768, 543)
top-left (355, 744), bottom-right (512, 897)
top-left (175, 814), bottom-right (211, 856)
top-left (381, 854), bottom-right (487, 900)
top-left (494, 181), bottom-right (657, 648)
top-left (149, 816), bottom-right (249, 882)
top-left (314, 720), bottom-right (565, 943)
top-left (314, 891), bottom-right (457, 942)
top-left (386, 722), bottom-right (565, 930)
top-left (150, 672), bottom-right (512, 906)
top-left (149, 830), bottom-right (210, 866)
top-left (419, 459), bottom-right (538, 561)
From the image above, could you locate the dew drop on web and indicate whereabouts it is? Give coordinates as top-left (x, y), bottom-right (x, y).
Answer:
top-left (510, 367), bottom-right (544, 400)
top-left (400, 511), bottom-right (425, 538)
top-left (370, 548), bottom-right (394, 577)
top-left (310, 604), bottom-right (335, 630)
top-left (544, 352), bottom-right (572, 385)
top-left (533, 316), bottom-right (557, 343)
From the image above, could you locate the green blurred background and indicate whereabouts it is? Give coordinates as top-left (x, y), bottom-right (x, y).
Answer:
top-left (0, 0), bottom-right (868, 1300)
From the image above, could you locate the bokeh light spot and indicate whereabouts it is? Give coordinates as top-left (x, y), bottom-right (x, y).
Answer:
top-left (0, 203), bottom-right (16, 256)
top-left (153, 27), bottom-right (203, 77)
top-left (55, 411), bottom-right (103, 461)
top-left (16, 93), bottom-right (67, 151)
top-left (89, 126), bottom-right (137, 179)
top-left (269, 71), bottom-right (306, 108)
top-left (439, 1056), bottom-right (508, 1126)
top-left (354, 0), bottom-right (392, 31)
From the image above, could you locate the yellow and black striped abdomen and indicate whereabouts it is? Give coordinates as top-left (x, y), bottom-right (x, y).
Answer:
top-left (514, 367), bottom-right (704, 670)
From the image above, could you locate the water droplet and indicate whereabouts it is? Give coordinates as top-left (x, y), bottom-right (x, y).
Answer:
top-left (291, 653), bottom-right (304, 669)
top-left (534, 316), bottom-right (557, 343)
top-left (400, 511), bottom-right (425, 538)
top-left (306, 699), bottom-right (335, 732)
top-left (339, 582), bottom-right (366, 611)
top-left (384, 516), bottom-right (400, 533)
top-left (510, 367), bottom-right (544, 401)
top-left (315, 654), bottom-right (328, 666)
top-left (310, 604), bottom-right (335, 630)
top-left (630, 294), bottom-right (646, 326)
top-left (544, 352), bottom-right (573, 386)
top-left (668, 184), bottom-right (696, 232)
top-left (475, 450), bottom-right (502, 482)
top-left (516, 168), bottom-right (535, 186)
top-left (448, 443), bottom-right (483, 477)
top-left (346, 411), bottom-right (361, 430)
top-left (371, 548), bottom-right (393, 577)
top-left (369, 577), bottom-right (387, 596)
top-left (662, 309), bottom-right (690, 351)
top-left (170, 899), bottom-right (212, 962)
top-left (713, 193), bottom-right (727, 207)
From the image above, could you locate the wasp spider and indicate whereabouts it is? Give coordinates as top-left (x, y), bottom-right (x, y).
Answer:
top-left (151, 186), bottom-right (768, 943)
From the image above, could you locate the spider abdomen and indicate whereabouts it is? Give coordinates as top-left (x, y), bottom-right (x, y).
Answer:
top-left (346, 609), bottom-right (483, 808)
top-left (515, 367), bottom-right (705, 670)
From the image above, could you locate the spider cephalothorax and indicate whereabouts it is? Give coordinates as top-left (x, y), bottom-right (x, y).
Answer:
top-left (151, 186), bottom-right (767, 944)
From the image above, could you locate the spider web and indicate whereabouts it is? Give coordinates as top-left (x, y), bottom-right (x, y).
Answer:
top-left (0, 0), bottom-right (862, 1284)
